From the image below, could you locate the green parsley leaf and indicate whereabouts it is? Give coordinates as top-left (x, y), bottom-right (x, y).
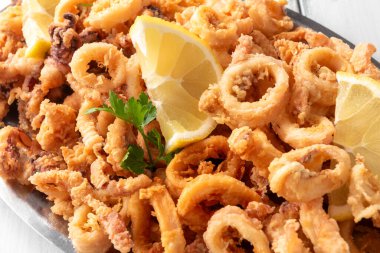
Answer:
top-left (78, 3), bottom-right (93, 7)
top-left (147, 129), bottom-right (175, 164)
top-left (87, 91), bottom-right (173, 173)
top-left (120, 145), bottom-right (147, 174)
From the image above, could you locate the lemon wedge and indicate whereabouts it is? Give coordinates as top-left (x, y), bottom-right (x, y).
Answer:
top-left (130, 16), bottom-right (222, 152)
top-left (335, 71), bottom-right (380, 176)
top-left (22, 0), bottom-right (59, 59)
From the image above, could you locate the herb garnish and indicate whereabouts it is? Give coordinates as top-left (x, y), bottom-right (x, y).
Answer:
top-left (86, 91), bottom-right (174, 174)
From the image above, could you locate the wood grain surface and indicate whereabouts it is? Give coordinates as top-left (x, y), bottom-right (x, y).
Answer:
top-left (0, 1), bottom-right (379, 252)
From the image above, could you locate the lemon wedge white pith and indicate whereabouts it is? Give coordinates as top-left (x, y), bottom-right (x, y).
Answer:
top-left (130, 15), bottom-right (222, 152)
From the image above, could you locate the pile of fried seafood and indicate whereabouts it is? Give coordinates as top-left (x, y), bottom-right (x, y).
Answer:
top-left (1, 0), bottom-right (380, 252)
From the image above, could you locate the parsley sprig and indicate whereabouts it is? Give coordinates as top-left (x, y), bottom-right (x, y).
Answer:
top-left (86, 91), bottom-right (174, 174)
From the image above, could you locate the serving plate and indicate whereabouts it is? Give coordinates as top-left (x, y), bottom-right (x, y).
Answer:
top-left (0, 8), bottom-right (379, 253)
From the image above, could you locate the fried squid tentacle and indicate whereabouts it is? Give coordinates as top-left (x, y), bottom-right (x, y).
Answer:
top-left (140, 184), bottom-right (186, 253)
top-left (165, 135), bottom-right (245, 198)
top-left (29, 170), bottom-right (85, 219)
top-left (199, 54), bottom-right (290, 129)
top-left (177, 174), bottom-right (261, 232)
top-left (0, 126), bottom-right (33, 183)
top-left (246, 0), bottom-right (293, 37)
top-left (228, 126), bottom-right (282, 178)
top-left (203, 205), bottom-right (271, 253)
top-left (83, 194), bottom-right (134, 253)
top-left (266, 203), bottom-right (310, 253)
top-left (347, 156), bottom-right (380, 227)
top-left (33, 100), bottom-right (78, 152)
top-left (300, 198), bottom-right (349, 253)
top-left (269, 144), bottom-right (351, 202)
top-left (77, 92), bottom-right (104, 156)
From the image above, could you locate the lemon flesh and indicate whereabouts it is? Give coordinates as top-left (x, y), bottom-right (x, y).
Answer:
top-left (22, 0), bottom-right (59, 59)
top-left (130, 16), bottom-right (222, 152)
top-left (335, 71), bottom-right (380, 176)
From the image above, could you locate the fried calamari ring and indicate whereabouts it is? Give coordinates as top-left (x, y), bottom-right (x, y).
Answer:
top-left (69, 43), bottom-right (127, 93)
top-left (272, 111), bottom-right (335, 148)
top-left (292, 47), bottom-right (352, 110)
top-left (127, 192), bottom-right (158, 253)
top-left (54, 0), bottom-right (95, 23)
top-left (203, 206), bottom-right (271, 253)
top-left (68, 204), bottom-right (112, 253)
top-left (177, 174), bottom-right (261, 232)
top-left (269, 144), bottom-right (351, 202)
top-left (300, 198), bottom-right (349, 253)
top-left (228, 126), bottom-right (282, 178)
top-left (246, 0), bottom-right (293, 37)
top-left (347, 156), bottom-right (380, 227)
top-left (85, 0), bottom-right (149, 31)
top-left (199, 54), bottom-right (290, 129)
top-left (165, 135), bottom-right (245, 198)
top-left (140, 184), bottom-right (186, 253)
top-left (178, 6), bottom-right (238, 50)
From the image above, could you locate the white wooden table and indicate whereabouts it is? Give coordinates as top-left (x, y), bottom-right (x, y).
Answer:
top-left (0, 0), bottom-right (379, 252)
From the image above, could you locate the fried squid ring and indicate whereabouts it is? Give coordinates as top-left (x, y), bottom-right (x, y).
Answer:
top-left (69, 42), bottom-right (127, 93)
top-left (178, 6), bottom-right (238, 50)
top-left (299, 198), bottom-right (349, 253)
top-left (86, 0), bottom-right (149, 31)
top-left (127, 192), bottom-right (158, 253)
top-left (140, 184), bottom-right (186, 253)
top-left (292, 47), bottom-right (352, 109)
top-left (347, 157), bottom-right (380, 227)
top-left (199, 54), bottom-right (290, 129)
top-left (165, 135), bottom-right (245, 198)
top-left (203, 206), bottom-right (271, 253)
top-left (54, 0), bottom-right (95, 23)
top-left (177, 174), bottom-right (261, 232)
top-left (246, 0), bottom-right (293, 37)
top-left (228, 126), bottom-right (282, 178)
top-left (68, 204), bottom-right (112, 253)
top-left (268, 144), bottom-right (351, 202)
top-left (272, 111), bottom-right (335, 148)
